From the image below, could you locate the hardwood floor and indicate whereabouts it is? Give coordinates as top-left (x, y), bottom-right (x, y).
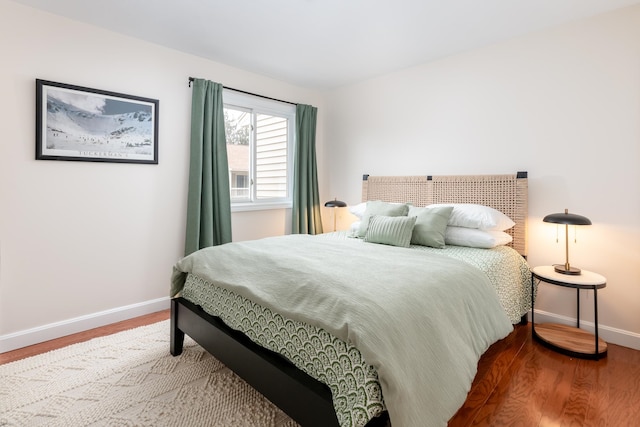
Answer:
top-left (449, 324), bottom-right (640, 426)
top-left (2, 314), bottom-right (639, 426)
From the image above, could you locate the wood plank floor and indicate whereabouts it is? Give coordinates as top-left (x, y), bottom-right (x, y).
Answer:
top-left (2, 313), bottom-right (639, 426)
top-left (449, 324), bottom-right (640, 426)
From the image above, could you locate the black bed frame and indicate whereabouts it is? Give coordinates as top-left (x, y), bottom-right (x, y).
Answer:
top-left (171, 297), bottom-right (390, 427)
top-left (171, 297), bottom-right (526, 426)
top-left (170, 172), bottom-right (528, 426)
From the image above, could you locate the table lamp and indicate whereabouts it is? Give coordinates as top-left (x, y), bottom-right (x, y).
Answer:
top-left (543, 208), bottom-right (591, 275)
top-left (324, 198), bottom-right (347, 232)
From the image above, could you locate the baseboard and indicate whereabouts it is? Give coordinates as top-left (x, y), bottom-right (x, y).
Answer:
top-left (531, 309), bottom-right (640, 351)
top-left (0, 297), bottom-right (170, 353)
top-left (4, 302), bottom-right (637, 354)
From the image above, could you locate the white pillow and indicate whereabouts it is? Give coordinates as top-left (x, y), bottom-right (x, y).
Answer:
top-left (349, 202), bottom-right (367, 219)
top-left (429, 203), bottom-right (515, 231)
top-left (348, 221), bottom-right (361, 235)
top-left (445, 226), bottom-right (513, 248)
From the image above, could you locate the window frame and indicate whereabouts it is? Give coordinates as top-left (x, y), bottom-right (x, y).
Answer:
top-left (223, 89), bottom-right (296, 212)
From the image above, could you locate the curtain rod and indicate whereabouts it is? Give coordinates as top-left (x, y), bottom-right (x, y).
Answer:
top-left (188, 77), bottom-right (297, 106)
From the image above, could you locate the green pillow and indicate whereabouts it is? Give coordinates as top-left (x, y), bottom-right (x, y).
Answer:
top-left (364, 215), bottom-right (417, 248)
top-left (355, 201), bottom-right (410, 238)
top-left (408, 206), bottom-right (454, 248)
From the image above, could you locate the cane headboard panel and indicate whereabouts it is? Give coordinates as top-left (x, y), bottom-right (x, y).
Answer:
top-left (361, 172), bottom-right (528, 256)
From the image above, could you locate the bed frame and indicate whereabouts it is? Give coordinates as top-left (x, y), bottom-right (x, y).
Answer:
top-left (170, 172), bottom-right (528, 427)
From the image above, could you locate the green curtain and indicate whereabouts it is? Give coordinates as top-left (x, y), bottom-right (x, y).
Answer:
top-left (292, 104), bottom-right (323, 234)
top-left (184, 79), bottom-right (232, 256)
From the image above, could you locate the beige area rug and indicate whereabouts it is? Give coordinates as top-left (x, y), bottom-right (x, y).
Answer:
top-left (0, 320), bottom-right (300, 427)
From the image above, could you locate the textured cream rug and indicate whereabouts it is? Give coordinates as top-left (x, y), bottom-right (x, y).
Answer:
top-left (0, 320), bottom-right (299, 427)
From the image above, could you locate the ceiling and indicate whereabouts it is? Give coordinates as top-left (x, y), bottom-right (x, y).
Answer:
top-left (10, 0), bottom-right (640, 89)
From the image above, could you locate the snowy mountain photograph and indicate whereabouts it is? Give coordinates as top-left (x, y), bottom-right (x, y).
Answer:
top-left (36, 80), bottom-right (158, 164)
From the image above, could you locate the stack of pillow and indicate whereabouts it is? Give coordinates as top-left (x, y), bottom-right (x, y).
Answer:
top-left (348, 201), bottom-right (515, 249)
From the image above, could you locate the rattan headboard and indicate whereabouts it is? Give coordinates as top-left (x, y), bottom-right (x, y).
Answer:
top-left (362, 172), bottom-right (528, 256)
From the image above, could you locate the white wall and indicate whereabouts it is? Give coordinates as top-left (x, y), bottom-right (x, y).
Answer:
top-left (0, 0), bottom-right (325, 350)
top-left (325, 6), bottom-right (640, 349)
top-left (2, 0), bottom-right (638, 352)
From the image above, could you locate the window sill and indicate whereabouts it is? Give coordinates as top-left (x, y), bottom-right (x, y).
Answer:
top-left (231, 201), bottom-right (292, 212)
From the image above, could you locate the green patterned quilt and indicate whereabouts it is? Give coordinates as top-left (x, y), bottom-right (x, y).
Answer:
top-left (172, 233), bottom-right (530, 427)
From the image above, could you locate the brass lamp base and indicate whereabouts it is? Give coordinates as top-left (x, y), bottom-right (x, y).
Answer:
top-left (553, 264), bottom-right (582, 275)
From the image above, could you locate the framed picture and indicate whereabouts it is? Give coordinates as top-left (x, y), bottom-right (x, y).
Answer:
top-left (36, 79), bottom-right (159, 164)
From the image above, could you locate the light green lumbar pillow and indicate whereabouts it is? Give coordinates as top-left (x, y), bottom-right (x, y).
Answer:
top-left (408, 205), bottom-right (454, 248)
top-left (364, 215), bottom-right (417, 248)
top-left (355, 200), bottom-right (410, 238)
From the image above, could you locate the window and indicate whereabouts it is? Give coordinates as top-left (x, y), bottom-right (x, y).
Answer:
top-left (223, 90), bottom-right (295, 211)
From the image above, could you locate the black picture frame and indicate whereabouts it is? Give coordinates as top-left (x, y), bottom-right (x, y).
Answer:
top-left (36, 79), bottom-right (159, 164)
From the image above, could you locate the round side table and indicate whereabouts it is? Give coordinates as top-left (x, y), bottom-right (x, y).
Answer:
top-left (531, 265), bottom-right (607, 359)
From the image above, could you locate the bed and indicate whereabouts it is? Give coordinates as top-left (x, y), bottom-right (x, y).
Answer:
top-left (170, 172), bottom-right (530, 427)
